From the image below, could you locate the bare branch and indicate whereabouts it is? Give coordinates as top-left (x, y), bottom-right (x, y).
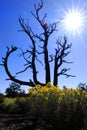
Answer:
top-left (19, 49), bottom-right (32, 64)
top-left (58, 68), bottom-right (75, 78)
top-left (2, 46), bottom-right (35, 87)
top-left (19, 16), bottom-right (35, 45)
top-left (31, 1), bottom-right (43, 22)
top-left (35, 34), bottom-right (44, 42)
top-left (42, 13), bottom-right (47, 22)
top-left (62, 60), bottom-right (73, 64)
top-left (49, 54), bottom-right (54, 62)
top-left (47, 21), bottom-right (59, 36)
top-left (0, 64), bottom-right (4, 66)
top-left (36, 56), bottom-right (43, 66)
top-left (16, 66), bottom-right (31, 75)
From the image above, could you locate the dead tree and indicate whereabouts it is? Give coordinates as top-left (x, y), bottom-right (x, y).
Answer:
top-left (1, 0), bottom-right (75, 87)
top-left (53, 36), bottom-right (75, 86)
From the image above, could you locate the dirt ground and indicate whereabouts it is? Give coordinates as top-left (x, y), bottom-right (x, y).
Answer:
top-left (0, 114), bottom-right (37, 130)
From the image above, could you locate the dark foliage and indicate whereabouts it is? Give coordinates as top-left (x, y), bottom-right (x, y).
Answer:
top-left (5, 82), bottom-right (25, 97)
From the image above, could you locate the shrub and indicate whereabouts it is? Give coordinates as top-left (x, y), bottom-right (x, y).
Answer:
top-left (1, 97), bottom-right (14, 113)
top-left (13, 97), bottom-right (30, 114)
top-left (28, 83), bottom-right (87, 130)
top-left (0, 93), bottom-right (4, 103)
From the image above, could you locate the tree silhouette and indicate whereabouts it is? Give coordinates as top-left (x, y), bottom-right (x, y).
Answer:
top-left (5, 82), bottom-right (25, 97)
top-left (1, 0), bottom-right (75, 87)
top-left (78, 82), bottom-right (87, 91)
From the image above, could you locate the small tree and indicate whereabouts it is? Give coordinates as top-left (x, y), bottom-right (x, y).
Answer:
top-left (5, 82), bottom-right (25, 97)
top-left (78, 82), bottom-right (87, 91)
top-left (1, 0), bottom-right (75, 87)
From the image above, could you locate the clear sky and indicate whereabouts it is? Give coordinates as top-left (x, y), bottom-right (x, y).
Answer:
top-left (0, 0), bottom-right (87, 93)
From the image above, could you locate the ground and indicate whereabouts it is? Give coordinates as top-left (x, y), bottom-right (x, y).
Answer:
top-left (0, 113), bottom-right (38, 130)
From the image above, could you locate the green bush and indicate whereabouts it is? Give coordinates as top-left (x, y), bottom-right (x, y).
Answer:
top-left (0, 96), bottom-right (31, 115)
top-left (1, 97), bottom-right (14, 113)
top-left (0, 93), bottom-right (4, 103)
top-left (13, 97), bottom-right (30, 114)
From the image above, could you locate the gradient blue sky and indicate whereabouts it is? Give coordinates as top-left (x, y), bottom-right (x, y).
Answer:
top-left (0, 0), bottom-right (87, 93)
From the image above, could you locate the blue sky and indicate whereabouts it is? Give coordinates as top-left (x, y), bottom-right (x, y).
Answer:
top-left (0, 0), bottom-right (87, 93)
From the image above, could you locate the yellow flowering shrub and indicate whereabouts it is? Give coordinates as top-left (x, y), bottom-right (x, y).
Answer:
top-left (28, 83), bottom-right (87, 105)
top-left (28, 83), bottom-right (87, 129)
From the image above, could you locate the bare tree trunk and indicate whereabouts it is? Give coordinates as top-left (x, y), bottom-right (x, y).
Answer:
top-left (53, 50), bottom-right (59, 86)
top-left (53, 54), bottom-right (58, 86)
top-left (44, 46), bottom-right (50, 83)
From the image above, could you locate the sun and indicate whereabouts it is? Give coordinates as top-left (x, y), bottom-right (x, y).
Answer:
top-left (62, 8), bottom-right (86, 35)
